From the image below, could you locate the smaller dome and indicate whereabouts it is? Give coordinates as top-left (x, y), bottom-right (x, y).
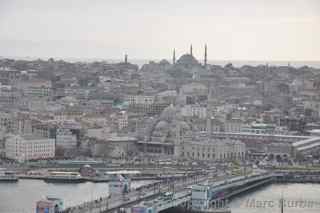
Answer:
top-left (155, 120), bottom-right (169, 130)
top-left (159, 59), bottom-right (170, 65)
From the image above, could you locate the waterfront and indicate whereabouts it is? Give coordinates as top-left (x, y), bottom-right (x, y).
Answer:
top-left (230, 183), bottom-right (320, 213)
top-left (0, 179), bottom-right (150, 213)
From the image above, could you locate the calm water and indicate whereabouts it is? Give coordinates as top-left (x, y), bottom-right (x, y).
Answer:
top-left (230, 184), bottom-right (320, 213)
top-left (0, 179), bottom-right (149, 213)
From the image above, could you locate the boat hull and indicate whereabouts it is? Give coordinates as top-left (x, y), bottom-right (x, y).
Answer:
top-left (44, 177), bottom-right (86, 183)
top-left (0, 177), bottom-right (19, 182)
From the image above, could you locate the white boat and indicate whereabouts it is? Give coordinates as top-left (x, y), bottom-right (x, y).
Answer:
top-left (44, 171), bottom-right (85, 183)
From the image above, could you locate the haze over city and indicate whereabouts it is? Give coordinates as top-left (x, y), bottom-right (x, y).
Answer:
top-left (1, 0), bottom-right (320, 61)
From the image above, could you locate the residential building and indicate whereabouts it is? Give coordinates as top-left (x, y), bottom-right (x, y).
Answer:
top-left (5, 134), bottom-right (55, 161)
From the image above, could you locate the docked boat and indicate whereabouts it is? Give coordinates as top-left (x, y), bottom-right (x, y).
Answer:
top-left (0, 168), bottom-right (19, 182)
top-left (44, 171), bottom-right (86, 183)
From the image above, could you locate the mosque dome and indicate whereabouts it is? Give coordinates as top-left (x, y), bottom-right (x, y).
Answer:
top-left (159, 59), bottom-right (170, 65)
top-left (155, 120), bottom-right (169, 130)
top-left (176, 54), bottom-right (199, 66)
top-left (146, 104), bottom-right (193, 144)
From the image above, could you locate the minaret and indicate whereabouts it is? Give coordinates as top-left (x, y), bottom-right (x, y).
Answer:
top-left (173, 49), bottom-right (176, 64)
top-left (124, 54), bottom-right (128, 64)
top-left (204, 44), bottom-right (207, 66)
top-left (190, 44), bottom-right (193, 56)
top-left (206, 84), bottom-right (212, 136)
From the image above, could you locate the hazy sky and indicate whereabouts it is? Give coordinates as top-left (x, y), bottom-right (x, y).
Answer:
top-left (0, 0), bottom-right (319, 61)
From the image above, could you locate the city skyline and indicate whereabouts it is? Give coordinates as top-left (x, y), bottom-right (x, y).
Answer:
top-left (1, 0), bottom-right (320, 61)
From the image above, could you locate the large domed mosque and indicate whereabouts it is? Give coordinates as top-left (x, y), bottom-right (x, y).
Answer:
top-left (138, 102), bottom-right (246, 161)
top-left (173, 44), bottom-right (203, 67)
top-left (146, 104), bottom-right (193, 143)
top-left (136, 45), bottom-right (246, 161)
top-left (167, 44), bottom-right (212, 80)
top-left (139, 103), bottom-right (197, 156)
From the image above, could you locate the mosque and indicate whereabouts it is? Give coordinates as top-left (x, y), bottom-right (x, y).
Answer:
top-left (172, 44), bottom-right (207, 67)
top-left (137, 103), bottom-right (246, 162)
top-left (167, 44), bottom-right (215, 81)
top-left (135, 45), bottom-right (245, 162)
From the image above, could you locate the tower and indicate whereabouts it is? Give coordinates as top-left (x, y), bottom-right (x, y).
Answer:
top-left (173, 48), bottom-right (176, 64)
top-left (190, 44), bottom-right (193, 56)
top-left (206, 84), bottom-right (212, 136)
top-left (204, 44), bottom-right (207, 66)
top-left (124, 54), bottom-right (128, 64)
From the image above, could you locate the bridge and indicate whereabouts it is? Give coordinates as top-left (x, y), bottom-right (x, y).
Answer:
top-left (60, 171), bottom-right (276, 213)
top-left (191, 172), bottom-right (274, 210)
top-left (61, 174), bottom-right (205, 213)
top-left (292, 137), bottom-right (320, 156)
top-left (143, 191), bottom-right (191, 213)
top-left (274, 170), bottom-right (320, 184)
top-left (129, 170), bottom-right (319, 212)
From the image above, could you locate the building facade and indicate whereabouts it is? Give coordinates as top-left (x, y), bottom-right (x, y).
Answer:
top-left (55, 128), bottom-right (77, 149)
top-left (179, 138), bottom-right (245, 161)
top-left (5, 134), bottom-right (55, 161)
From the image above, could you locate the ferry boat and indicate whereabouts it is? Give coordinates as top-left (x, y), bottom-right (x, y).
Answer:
top-left (44, 171), bottom-right (86, 183)
top-left (0, 168), bottom-right (19, 182)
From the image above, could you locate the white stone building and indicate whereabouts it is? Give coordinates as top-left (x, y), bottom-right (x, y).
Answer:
top-left (55, 128), bottom-right (77, 149)
top-left (180, 138), bottom-right (245, 161)
top-left (5, 134), bottom-right (55, 161)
